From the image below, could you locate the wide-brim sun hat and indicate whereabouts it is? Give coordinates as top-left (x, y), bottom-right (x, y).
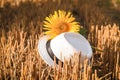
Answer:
top-left (38, 32), bottom-right (92, 66)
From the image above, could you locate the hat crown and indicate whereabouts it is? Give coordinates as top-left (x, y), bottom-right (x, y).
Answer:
top-left (50, 32), bottom-right (92, 62)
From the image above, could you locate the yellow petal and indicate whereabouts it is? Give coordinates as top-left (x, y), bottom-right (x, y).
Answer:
top-left (43, 10), bottom-right (81, 39)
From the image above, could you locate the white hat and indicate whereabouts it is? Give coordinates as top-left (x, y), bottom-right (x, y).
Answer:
top-left (38, 32), bottom-right (92, 66)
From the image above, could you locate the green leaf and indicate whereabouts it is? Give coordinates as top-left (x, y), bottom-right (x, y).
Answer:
top-left (79, 27), bottom-right (87, 36)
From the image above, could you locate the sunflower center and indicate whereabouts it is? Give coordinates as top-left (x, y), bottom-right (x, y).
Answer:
top-left (56, 22), bottom-right (69, 34)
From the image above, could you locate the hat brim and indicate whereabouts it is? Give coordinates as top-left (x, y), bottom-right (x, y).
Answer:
top-left (38, 35), bottom-right (54, 66)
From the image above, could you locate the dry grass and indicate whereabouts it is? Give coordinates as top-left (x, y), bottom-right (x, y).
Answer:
top-left (0, 0), bottom-right (120, 80)
top-left (0, 22), bottom-right (119, 80)
top-left (88, 24), bottom-right (120, 80)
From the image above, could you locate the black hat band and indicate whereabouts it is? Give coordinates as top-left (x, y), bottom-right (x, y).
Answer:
top-left (46, 40), bottom-right (63, 66)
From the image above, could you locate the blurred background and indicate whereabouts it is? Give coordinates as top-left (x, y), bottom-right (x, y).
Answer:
top-left (0, 0), bottom-right (120, 31)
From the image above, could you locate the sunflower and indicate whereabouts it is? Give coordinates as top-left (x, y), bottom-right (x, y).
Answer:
top-left (43, 10), bottom-right (80, 39)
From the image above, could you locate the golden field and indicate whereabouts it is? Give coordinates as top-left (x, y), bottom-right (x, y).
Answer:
top-left (0, 0), bottom-right (120, 80)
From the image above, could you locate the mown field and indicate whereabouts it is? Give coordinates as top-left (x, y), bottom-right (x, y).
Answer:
top-left (0, 0), bottom-right (120, 80)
